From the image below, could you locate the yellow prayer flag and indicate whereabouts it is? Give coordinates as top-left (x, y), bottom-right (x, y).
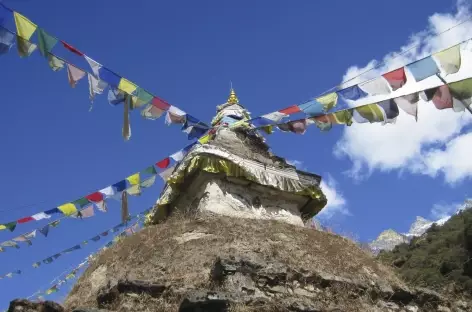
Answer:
top-left (14, 12), bottom-right (37, 40)
top-left (316, 92), bottom-right (338, 112)
top-left (118, 78), bottom-right (137, 94)
top-left (0, 225), bottom-right (6, 230)
top-left (58, 203), bottom-right (77, 216)
top-left (126, 173), bottom-right (140, 185)
top-left (198, 134), bottom-right (211, 144)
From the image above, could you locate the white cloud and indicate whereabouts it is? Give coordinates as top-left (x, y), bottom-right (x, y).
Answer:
top-left (287, 159), bottom-right (306, 170)
top-left (334, 0), bottom-right (472, 184)
top-left (430, 202), bottom-right (462, 219)
top-left (317, 174), bottom-right (349, 219)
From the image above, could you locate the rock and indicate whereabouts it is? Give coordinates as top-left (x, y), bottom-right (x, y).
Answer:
top-left (405, 305), bottom-right (419, 312)
top-left (8, 299), bottom-right (64, 312)
top-left (437, 306), bottom-right (451, 312)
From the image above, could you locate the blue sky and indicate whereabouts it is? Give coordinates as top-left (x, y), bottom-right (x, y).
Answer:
top-left (0, 0), bottom-right (471, 307)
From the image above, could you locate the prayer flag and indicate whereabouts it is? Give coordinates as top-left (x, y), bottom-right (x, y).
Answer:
top-left (80, 205), bottom-right (95, 218)
top-left (261, 112), bottom-right (288, 122)
top-left (66, 64), bottom-right (86, 88)
top-left (126, 173), bottom-right (140, 185)
top-left (287, 120), bottom-right (307, 134)
top-left (394, 93), bottom-right (419, 120)
top-left (126, 185), bottom-right (141, 196)
top-left (142, 165), bottom-right (157, 175)
top-left (37, 28), bottom-right (57, 57)
top-left (108, 88), bottom-right (125, 105)
top-left (99, 67), bottom-right (121, 87)
top-left (378, 99), bottom-right (399, 123)
top-left (152, 97), bottom-right (171, 110)
top-left (14, 12), bottom-right (37, 40)
top-left (4, 222), bottom-right (16, 232)
top-left (316, 92), bottom-right (339, 111)
top-left (0, 225), bottom-right (5, 230)
top-left (95, 200), bottom-right (107, 212)
top-left (31, 212), bottom-right (50, 221)
top-left (91, 235), bottom-right (101, 242)
top-left (0, 28), bottom-right (14, 54)
top-left (51, 220), bottom-right (60, 227)
top-left (279, 105), bottom-right (301, 115)
top-left (99, 186), bottom-right (115, 198)
top-left (72, 197), bottom-right (90, 208)
top-left (47, 54), bottom-right (65, 71)
top-left (86, 192), bottom-right (104, 203)
top-left (198, 133), bottom-right (211, 144)
top-left (16, 216), bottom-right (33, 225)
top-left (61, 40), bottom-right (83, 56)
top-left (165, 106), bottom-right (186, 125)
top-left (32, 262), bottom-right (41, 268)
top-left (250, 117), bottom-right (273, 128)
top-left (38, 225), bottom-right (49, 237)
top-left (1, 241), bottom-right (19, 248)
top-left (170, 150), bottom-right (185, 162)
top-left (113, 180), bottom-right (127, 192)
top-left (159, 165), bottom-right (176, 182)
top-left (407, 56), bottom-right (439, 82)
top-left (58, 203), bottom-right (77, 216)
top-left (88, 74), bottom-right (107, 102)
top-left (118, 78), bottom-right (137, 94)
top-left (298, 100), bottom-right (325, 117)
top-left (133, 88), bottom-right (153, 108)
top-left (434, 45), bottom-right (461, 75)
top-left (141, 104), bottom-right (165, 120)
top-left (337, 85), bottom-right (367, 101)
top-left (63, 245), bottom-right (81, 254)
top-left (447, 78), bottom-right (472, 111)
top-left (16, 35), bottom-right (36, 57)
top-left (84, 55), bottom-right (101, 77)
top-left (353, 104), bottom-right (385, 123)
top-left (382, 67), bottom-right (407, 90)
top-left (424, 85), bottom-right (453, 110)
top-left (141, 175), bottom-right (157, 188)
top-left (45, 208), bottom-right (60, 215)
top-left (359, 77), bottom-right (391, 95)
top-left (156, 158), bottom-right (170, 169)
top-left (45, 286), bottom-right (58, 295)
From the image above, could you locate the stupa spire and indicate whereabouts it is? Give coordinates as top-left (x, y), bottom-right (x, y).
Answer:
top-left (227, 88), bottom-right (239, 105)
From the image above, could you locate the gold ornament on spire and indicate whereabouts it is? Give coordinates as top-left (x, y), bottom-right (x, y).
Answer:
top-left (227, 88), bottom-right (239, 104)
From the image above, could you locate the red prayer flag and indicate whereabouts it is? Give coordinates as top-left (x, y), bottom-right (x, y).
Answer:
top-left (432, 85), bottom-right (453, 110)
top-left (152, 97), bottom-right (171, 111)
top-left (156, 158), bottom-right (170, 169)
top-left (61, 41), bottom-right (84, 56)
top-left (85, 192), bottom-right (104, 203)
top-left (279, 105), bottom-right (301, 115)
top-left (17, 216), bottom-right (34, 224)
top-left (382, 68), bottom-right (407, 91)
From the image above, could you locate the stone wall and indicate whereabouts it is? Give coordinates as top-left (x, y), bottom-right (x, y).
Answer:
top-left (171, 171), bottom-right (307, 226)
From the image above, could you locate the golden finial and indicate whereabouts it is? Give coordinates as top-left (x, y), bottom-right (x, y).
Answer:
top-left (227, 88), bottom-right (239, 104)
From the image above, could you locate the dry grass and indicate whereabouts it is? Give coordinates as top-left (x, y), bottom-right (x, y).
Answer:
top-left (64, 214), bottom-right (405, 311)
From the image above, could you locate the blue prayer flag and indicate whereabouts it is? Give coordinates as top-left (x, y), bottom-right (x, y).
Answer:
top-left (113, 180), bottom-right (127, 192)
top-left (407, 56), bottom-right (439, 82)
top-left (0, 28), bottom-right (14, 55)
top-left (108, 88), bottom-right (126, 105)
top-left (250, 117), bottom-right (273, 128)
top-left (99, 67), bottom-right (121, 88)
top-left (45, 208), bottom-right (60, 215)
top-left (337, 85), bottom-right (368, 101)
top-left (298, 100), bottom-right (324, 117)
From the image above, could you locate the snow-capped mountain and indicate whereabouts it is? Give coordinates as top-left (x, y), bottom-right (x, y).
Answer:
top-left (369, 199), bottom-right (472, 253)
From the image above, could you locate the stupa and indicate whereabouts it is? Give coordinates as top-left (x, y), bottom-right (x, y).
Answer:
top-left (149, 89), bottom-right (327, 226)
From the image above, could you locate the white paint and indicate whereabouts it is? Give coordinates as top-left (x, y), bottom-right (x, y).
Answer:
top-left (172, 172), bottom-right (306, 226)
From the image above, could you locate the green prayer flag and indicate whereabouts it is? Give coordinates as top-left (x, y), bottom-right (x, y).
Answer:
top-left (134, 88), bottom-right (153, 107)
top-left (4, 222), bottom-right (17, 232)
top-left (16, 36), bottom-right (37, 57)
top-left (143, 165), bottom-right (157, 175)
top-left (448, 78), bottom-right (472, 100)
top-left (37, 28), bottom-right (57, 57)
top-left (72, 197), bottom-right (90, 208)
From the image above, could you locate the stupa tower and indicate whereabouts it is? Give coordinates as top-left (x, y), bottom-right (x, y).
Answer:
top-left (150, 89), bottom-right (327, 226)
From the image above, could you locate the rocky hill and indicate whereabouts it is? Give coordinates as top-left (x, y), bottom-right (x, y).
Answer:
top-left (378, 207), bottom-right (472, 298)
top-left (7, 214), bottom-right (471, 312)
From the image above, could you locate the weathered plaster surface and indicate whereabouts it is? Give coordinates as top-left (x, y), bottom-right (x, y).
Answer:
top-left (172, 172), bottom-right (307, 226)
